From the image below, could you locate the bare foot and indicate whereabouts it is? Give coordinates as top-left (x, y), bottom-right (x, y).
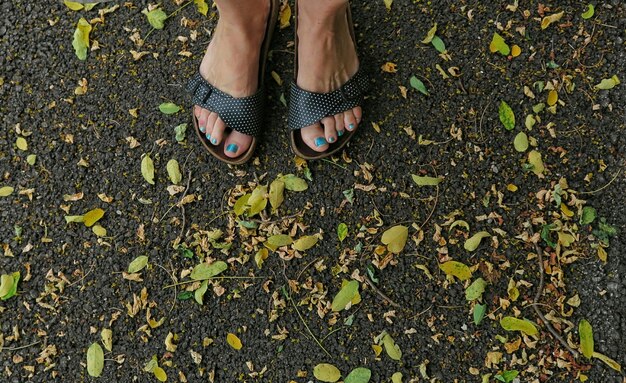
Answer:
top-left (194, 0), bottom-right (270, 158)
top-left (295, 0), bottom-right (362, 153)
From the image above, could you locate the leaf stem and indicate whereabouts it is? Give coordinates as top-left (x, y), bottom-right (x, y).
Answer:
top-left (162, 276), bottom-right (262, 289)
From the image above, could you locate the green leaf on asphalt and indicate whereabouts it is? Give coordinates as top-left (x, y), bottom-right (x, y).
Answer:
top-left (16, 137), bottom-right (28, 151)
top-left (174, 123), bottom-right (187, 142)
top-left (391, 372), bottom-right (403, 383)
top-left (431, 35), bottom-right (446, 53)
top-left (292, 235), bottom-right (318, 251)
top-left (382, 332), bottom-right (402, 361)
top-left (592, 351), bottom-right (622, 372)
top-left (86, 343), bottom-right (104, 377)
top-left (141, 154), bottom-right (155, 185)
top-left (465, 278), bottom-right (487, 301)
top-left (128, 256), bottom-right (149, 273)
top-left (191, 261), bottom-right (227, 280)
top-left (64, 0), bottom-right (85, 10)
top-left (233, 194), bottom-right (250, 216)
top-left (439, 261), bottom-right (472, 281)
top-left (267, 234), bottom-right (293, 247)
top-left (92, 225), bottom-right (107, 237)
top-left (194, 0), bottom-right (208, 16)
top-left (281, 174), bottom-right (308, 191)
top-left (580, 206), bottom-right (596, 225)
top-left (144, 355), bottom-right (158, 372)
top-left (513, 132), bottom-right (529, 152)
top-left (582, 4), bottom-right (595, 19)
top-left (410, 76), bottom-right (429, 95)
top-left (473, 303), bottom-right (486, 325)
top-left (331, 279), bottom-right (359, 311)
top-left (26, 154), bottom-right (37, 165)
top-left (495, 370), bottom-right (519, 383)
top-left (500, 316), bottom-right (538, 336)
top-left (344, 367), bottom-right (371, 383)
top-left (247, 185), bottom-right (268, 217)
top-left (65, 215), bottom-right (85, 223)
top-left (464, 231), bottom-right (490, 251)
top-left (411, 174), bottom-right (443, 186)
top-left (159, 102), bottom-right (181, 114)
top-left (83, 208), bottom-right (105, 227)
top-left (579, 319), bottom-right (594, 358)
top-left (0, 272), bottom-right (20, 300)
top-left (313, 363), bottom-right (341, 382)
top-left (72, 18), bottom-right (92, 60)
top-left (0, 186), bottom-right (14, 197)
top-left (337, 223), bottom-right (348, 242)
top-left (490, 32), bottom-right (510, 55)
top-left (381, 225), bottom-right (409, 253)
top-left (153, 366), bottom-right (167, 382)
top-left (194, 280), bottom-right (208, 305)
top-left (269, 179), bottom-right (285, 211)
top-left (499, 101), bottom-right (515, 130)
top-left (594, 75), bottom-right (620, 90)
top-left (166, 159), bottom-right (182, 185)
top-left (143, 8), bottom-right (167, 29)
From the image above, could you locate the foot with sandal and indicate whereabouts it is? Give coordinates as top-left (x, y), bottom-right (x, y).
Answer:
top-left (186, 0), bottom-right (368, 164)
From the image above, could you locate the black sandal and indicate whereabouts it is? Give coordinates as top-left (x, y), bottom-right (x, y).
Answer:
top-left (288, 0), bottom-right (369, 160)
top-left (186, 0), bottom-right (279, 165)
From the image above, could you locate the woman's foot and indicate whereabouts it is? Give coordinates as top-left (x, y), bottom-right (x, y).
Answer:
top-left (194, 0), bottom-right (270, 159)
top-left (296, 0), bottom-right (362, 153)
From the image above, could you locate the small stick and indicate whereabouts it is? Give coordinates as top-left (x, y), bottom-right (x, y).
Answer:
top-left (162, 276), bottom-right (262, 289)
top-left (363, 275), bottom-right (401, 309)
top-left (1, 341), bottom-right (41, 352)
top-left (285, 288), bottom-right (332, 358)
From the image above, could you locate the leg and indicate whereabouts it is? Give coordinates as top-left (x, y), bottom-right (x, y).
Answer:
top-left (194, 0), bottom-right (270, 158)
top-left (295, 0), bottom-right (362, 152)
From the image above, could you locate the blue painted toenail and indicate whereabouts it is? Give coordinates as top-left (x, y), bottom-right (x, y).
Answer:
top-left (348, 124), bottom-right (355, 131)
top-left (211, 138), bottom-right (218, 145)
top-left (206, 133), bottom-right (211, 140)
top-left (226, 144), bottom-right (238, 153)
top-left (338, 130), bottom-right (344, 137)
top-left (328, 137), bottom-right (336, 143)
top-left (200, 126), bottom-right (206, 133)
top-left (315, 137), bottom-right (327, 147)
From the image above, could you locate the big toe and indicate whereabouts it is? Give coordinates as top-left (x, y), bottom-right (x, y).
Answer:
top-left (223, 131), bottom-right (253, 158)
top-left (300, 123), bottom-right (329, 152)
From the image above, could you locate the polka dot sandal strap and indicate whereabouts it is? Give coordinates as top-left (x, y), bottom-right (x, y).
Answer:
top-left (288, 67), bottom-right (370, 131)
top-left (186, 72), bottom-right (265, 137)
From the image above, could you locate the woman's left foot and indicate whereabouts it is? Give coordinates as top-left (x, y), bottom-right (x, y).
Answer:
top-left (295, 1), bottom-right (362, 153)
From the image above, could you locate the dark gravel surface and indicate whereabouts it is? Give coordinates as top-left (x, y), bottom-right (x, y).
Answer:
top-left (1, 0), bottom-right (625, 382)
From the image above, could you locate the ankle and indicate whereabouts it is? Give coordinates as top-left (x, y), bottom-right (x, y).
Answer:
top-left (298, 1), bottom-right (348, 31)
top-left (215, 0), bottom-right (270, 33)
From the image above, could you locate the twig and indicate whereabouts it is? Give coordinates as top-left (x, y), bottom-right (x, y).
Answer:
top-left (363, 275), bottom-right (401, 308)
top-left (321, 158), bottom-right (349, 170)
top-left (1, 341), bottom-right (41, 352)
top-left (283, 287), bottom-right (332, 358)
top-left (417, 168), bottom-right (440, 231)
top-left (528, 224), bottom-right (580, 359)
top-left (163, 276), bottom-right (262, 289)
top-left (177, 171), bottom-right (193, 241)
top-left (579, 168), bottom-right (623, 195)
top-left (67, 262), bottom-right (96, 287)
top-left (296, 257), bottom-right (322, 281)
top-left (249, 211), bottom-right (304, 225)
top-left (155, 263), bottom-right (177, 314)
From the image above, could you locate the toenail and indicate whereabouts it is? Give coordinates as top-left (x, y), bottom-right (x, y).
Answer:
top-left (348, 124), bottom-right (355, 131)
top-left (338, 130), bottom-right (345, 137)
top-left (211, 138), bottom-right (218, 145)
top-left (315, 137), bottom-right (327, 147)
top-left (328, 137), bottom-right (336, 143)
top-left (206, 133), bottom-right (211, 140)
top-left (199, 126), bottom-right (206, 133)
top-left (226, 144), bottom-right (238, 153)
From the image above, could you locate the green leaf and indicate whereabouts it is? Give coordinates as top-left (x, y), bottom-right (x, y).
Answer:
top-left (16, 137), bottom-right (28, 151)
top-left (382, 333), bottom-right (402, 361)
top-left (144, 355), bottom-right (158, 373)
top-left (594, 75), bottom-right (620, 90)
top-left (337, 223), bottom-right (348, 242)
top-left (174, 123), bottom-right (187, 142)
top-left (0, 274), bottom-right (15, 298)
top-left (495, 370), bottom-right (519, 383)
top-left (267, 234), bottom-right (293, 247)
top-left (83, 208), bottom-right (105, 227)
top-left (411, 174), bottom-right (443, 186)
top-left (64, 0), bottom-right (85, 11)
top-left (247, 185), bottom-right (268, 217)
top-left (579, 319), bottom-right (594, 359)
top-left (381, 225), bottom-right (409, 254)
top-left (498, 101), bottom-right (515, 130)
top-left (166, 159), bottom-right (182, 185)
top-left (490, 32), bottom-right (510, 55)
top-left (141, 154), bottom-right (155, 185)
top-left (292, 235), bottom-right (318, 251)
top-left (194, 280), bottom-right (209, 305)
top-left (26, 154), bottom-right (36, 165)
top-left (500, 316), bottom-right (538, 336)
top-left (159, 102), bottom-right (181, 114)
top-left (0, 186), bottom-right (14, 197)
top-left (580, 206), bottom-right (596, 225)
top-left (439, 261), bottom-right (472, 281)
top-left (64, 215), bottom-right (85, 224)
top-left (592, 351), bottom-right (622, 372)
top-left (177, 291), bottom-right (193, 300)
top-left (233, 194), bottom-right (250, 216)
top-left (331, 280), bottom-right (359, 311)
top-left (528, 150), bottom-right (545, 176)
top-left (86, 343), bottom-right (104, 377)
top-left (525, 114), bottom-right (536, 130)
top-left (465, 278), bottom-right (487, 301)
top-left (194, 0), bottom-right (208, 16)
top-left (128, 256), bottom-right (149, 273)
top-left (464, 231), bottom-right (491, 252)
top-left (72, 18), bottom-right (92, 60)
top-left (153, 366), bottom-right (167, 382)
top-left (92, 225), bottom-right (106, 237)
top-left (473, 303), bottom-right (486, 325)
top-left (269, 179), bottom-right (285, 211)
top-left (391, 372), bottom-right (403, 383)
top-left (513, 132), bottom-right (529, 152)
top-left (409, 76), bottom-right (429, 96)
top-left (281, 174), bottom-right (308, 191)
top-left (344, 367), bottom-right (371, 383)
top-left (191, 261), bottom-right (228, 280)
top-left (431, 35), bottom-right (446, 53)
top-left (143, 8), bottom-right (167, 29)
top-left (313, 363), bottom-right (341, 383)
top-left (582, 4), bottom-right (595, 19)
top-left (0, 272), bottom-right (19, 300)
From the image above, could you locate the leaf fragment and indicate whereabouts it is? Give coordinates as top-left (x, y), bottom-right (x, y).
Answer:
top-left (528, 150), bottom-right (545, 177)
top-left (498, 101), bottom-right (515, 130)
top-left (101, 328), bottom-right (113, 352)
top-left (582, 4), bottom-right (595, 19)
top-left (421, 23), bottom-right (437, 44)
top-left (337, 223), bottom-right (348, 242)
top-left (128, 256), bottom-right (149, 273)
top-left (314, 363), bottom-right (341, 382)
top-left (411, 175), bottom-right (443, 186)
top-left (579, 319), bottom-right (594, 358)
top-left (592, 351), bottom-right (621, 372)
top-left (541, 11), bottom-right (564, 29)
top-left (439, 261), bottom-right (472, 281)
top-left (226, 333), bottom-right (242, 350)
top-left (153, 366), bottom-right (167, 382)
top-left (331, 280), bottom-right (359, 311)
top-left (281, 174), bottom-right (308, 191)
top-left (143, 8), bottom-right (167, 29)
top-left (72, 18), bottom-right (92, 60)
top-left (513, 132), bottom-right (529, 152)
top-left (292, 235), bottom-right (318, 252)
top-left (474, 303), bottom-right (487, 325)
top-left (465, 278), bottom-right (487, 301)
top-left (344, 367), bottom-right (371, 383)
top-left (594, 75), bottom-right (620, 90)
top-left (86, 343), bottom-right (104, 377)
top-left (194, 280), bottom-right (208, 305)
top-left (194, 0), bottom-right (208, 16)
top-left (269, 179), bottom-right (285, 211)
top-left (267, 234), bottom-right (293, 247)
top-left (409, 76), bottom-right (429, 96)
top-left (464, 231), bottom-right (490, 251)
top-left (580, 206), bottom-right (596, 225)
top-left (382, 333), bottom-right (402, 361)
top-left (489, 32), bottom-right (510, 55)
top-left (191, 261), bottom-right (227, 280)
top-left (141, 154), bottom-right (155, 185)
top-left (500, 316), bottom-right (538, 336)
top-left (83, 208), bottom-right (105, 227)
top-left (0, 186), bottom-right (14, 197)
top-left (16, 137), bottom-right (28, 151)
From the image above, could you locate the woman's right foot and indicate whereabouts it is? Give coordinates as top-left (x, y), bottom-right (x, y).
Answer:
top-left (295, 0), bottom-right (362, 153)
top-left (194, 0), bottom-right (270, 158)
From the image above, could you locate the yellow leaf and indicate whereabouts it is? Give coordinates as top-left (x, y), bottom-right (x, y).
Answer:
top-left (597, 246), bottom-right (607, 262)
top-left (64, 0), bottom-right (84, 11)
top-left (528, 150), bottom-right (545, 177)
top-left (372, 344), bottom-right (382, 356)
top-left (507, 184), bottom-right (518, 192)
top-left (194, 0), bottom-right (208, 16)
top-left (439, 261), bottom-right (472, 281)
top-left (547, 90), bottom-right (558, 106)
top-left (500, 316), bottom-right (538, 336)
top-left (227, 333), bottom-right (242, 350)
top-left (0, 186), bottom-right (14, 197)
top-left (421, 23), bottom-right (437, 44)
top-left (541, 11), bottom-right (564, 29)
top-left (16, 137), bottom-right (28, 151)
top-left (511, 44), bottom-right (521, 57)
top-left (381, 225), bottom-right (408, 253)
top-left (292, 235), bottom-right (318, 252)
top-left (592, 352), bottom-right (621, 372)
top-left (560, 203), bottom-right (574, 217)
top-left (83, 208), bottom-right (105, 227)
top-left (153, 366), bottom-right (167, 382)
top-left (464, 231), bottom-right (491, 251)
top-left (384, 0), bottom-right (393, 11)
top-left (381, 62), bottom-right (398, 73)
top-left (279, 2), bottom-right (291, 29)
top-left (92, 225), bottom-right (107, 237)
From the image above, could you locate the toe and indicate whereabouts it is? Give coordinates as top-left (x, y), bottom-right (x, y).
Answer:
top-left (210, 117), bottom-right (226, 146)
top-left (198, 109), bottom-right (211, 135)
top-left (353, 106), bottom-right (363, 124)
top-left (321, 116), bottom-right (337, 144)
top-left (344, 109), bottom-right (358, 133)
top-left (334, 113), bottom-right (345, 138)
top-left (300, 123), bottom-right (329, 152)
top-left (223, 131), bottom-right (253, 158)
top-left (204, 112), bottom-right (218, 141)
